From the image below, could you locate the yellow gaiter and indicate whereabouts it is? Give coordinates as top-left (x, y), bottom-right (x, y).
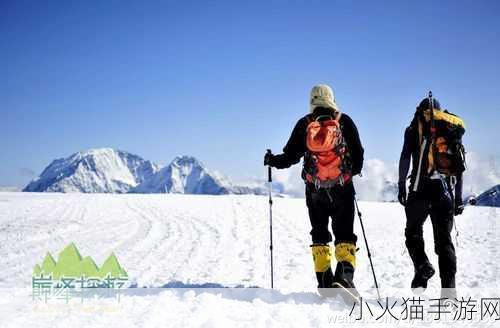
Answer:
top-left (311, 244), bottom-right (332, 273)
top-left (335, 242), bottom-right (356, 268)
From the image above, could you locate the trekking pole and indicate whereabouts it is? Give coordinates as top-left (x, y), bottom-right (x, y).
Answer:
top-left (354, 198), bottom-right (381, 300)
top-left (266, 149), bottom-right (274, 289)
top-left (450, 176), bottom-right (460, 248)
top-left (428, 91), bottom-right (437, 172)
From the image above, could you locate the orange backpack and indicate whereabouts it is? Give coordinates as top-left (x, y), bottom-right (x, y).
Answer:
top-left (304, 113), bottom-right (351, 188)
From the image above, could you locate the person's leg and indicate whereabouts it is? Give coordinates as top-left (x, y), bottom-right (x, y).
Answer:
top-left (306, 185), bottom-right (335, 289)
top-left (405, 191), bottom-right (435, 288)
top-left (307, 186), bottom-right (333, 245)
top-left (429, 180), bottom-right (456, 298)
top-left (330, 183), bottom-right (358, 290)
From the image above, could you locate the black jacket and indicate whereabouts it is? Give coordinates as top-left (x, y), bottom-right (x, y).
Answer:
top-left (270, 107), bottom-right (364, 176)
top-left (398, 117), bottom-right (423, 188)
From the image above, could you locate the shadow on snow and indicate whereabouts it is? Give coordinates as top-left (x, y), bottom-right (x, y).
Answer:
top-left (126, 280), bottom-right (352, 307)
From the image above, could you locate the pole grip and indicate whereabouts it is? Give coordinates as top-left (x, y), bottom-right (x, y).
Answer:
top-left (266, 149), bottom-right (272, 182)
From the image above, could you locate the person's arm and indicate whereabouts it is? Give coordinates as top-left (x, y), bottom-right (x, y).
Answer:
top-left (398, 126), bottom-right (414, 187)
top-left (342, 115), bottom-right (364, 176)
top-left (397, 124), bottom-right (416, 205)
top-left (267, 118), bottom-right (306, 169)
top-left (454, 171), bottom-right (464, 215)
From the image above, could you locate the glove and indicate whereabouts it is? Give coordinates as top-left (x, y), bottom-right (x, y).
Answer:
top-left (398, 182), bottom-right (407, 206)
top-left (264, 151), bottom-right (275, 167)
top-left (454, 199), bottom-right (464, 216)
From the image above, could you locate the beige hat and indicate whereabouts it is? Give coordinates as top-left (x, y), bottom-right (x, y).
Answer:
top-left (310, 84), bottom-right (338, 113)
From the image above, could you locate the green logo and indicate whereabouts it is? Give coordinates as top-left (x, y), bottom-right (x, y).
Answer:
top-left (33, 242), bottom-right (127, 280)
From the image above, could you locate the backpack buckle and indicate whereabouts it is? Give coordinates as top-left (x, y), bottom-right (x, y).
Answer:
top-left (450, 175), bottom-right (457, 187)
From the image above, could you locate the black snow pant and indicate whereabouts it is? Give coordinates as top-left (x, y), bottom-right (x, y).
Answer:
top-left (405, 177), bottom-right (456, 287)
top-left (306, 181), bottom-right (358, 245)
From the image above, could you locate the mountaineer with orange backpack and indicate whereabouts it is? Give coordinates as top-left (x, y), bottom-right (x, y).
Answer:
top-left (264, 84), bottom-right (364, 298)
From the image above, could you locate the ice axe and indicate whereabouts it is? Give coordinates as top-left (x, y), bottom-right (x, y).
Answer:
top-left (266, 149), bottom-right (274, 289)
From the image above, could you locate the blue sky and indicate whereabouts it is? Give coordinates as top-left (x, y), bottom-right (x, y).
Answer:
top-left (1, 0), bottom-right (499, 187)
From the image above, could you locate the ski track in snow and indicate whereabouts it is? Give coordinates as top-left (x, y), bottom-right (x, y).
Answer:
top-left (0, 192), bottom-right (498, 327)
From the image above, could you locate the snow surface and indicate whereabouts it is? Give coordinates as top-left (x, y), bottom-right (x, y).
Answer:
top-left (0, 192), bottom-right (498, 327)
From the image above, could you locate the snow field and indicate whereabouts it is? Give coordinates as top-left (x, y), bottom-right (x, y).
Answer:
top-left (0, 192), bottom-right (498, 327)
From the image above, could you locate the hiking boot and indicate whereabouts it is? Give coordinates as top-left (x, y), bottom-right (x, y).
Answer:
top-left (311, 244), bottom-right (335, 290)
top-left (334, 261), bottom-right (360, 298)
top-left (411, 262), bottom-right (435, 292)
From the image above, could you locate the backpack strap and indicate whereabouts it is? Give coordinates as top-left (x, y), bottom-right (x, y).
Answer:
top-left (417, 120), bottom-right (423, 145)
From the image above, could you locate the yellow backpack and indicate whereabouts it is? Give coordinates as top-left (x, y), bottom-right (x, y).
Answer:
top-left (418, 109), bottom-right (466, 176)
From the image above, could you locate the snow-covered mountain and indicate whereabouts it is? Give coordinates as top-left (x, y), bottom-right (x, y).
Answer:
top-left (131, 155), bottom-right (268, 195)
top-left (23, 149), bottom-right (271, 195)
top-left (471, 184), bottom-right (500, 207)
top-left (130, 156), bottom-right (227, 194)
top-left (23, 148), bottom-right (161, 193)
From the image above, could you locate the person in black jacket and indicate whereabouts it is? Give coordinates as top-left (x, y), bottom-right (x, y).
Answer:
top-left (398, 96), bottom-right (465, 299)
top-left (264, 84), bottom-right (364, 296)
